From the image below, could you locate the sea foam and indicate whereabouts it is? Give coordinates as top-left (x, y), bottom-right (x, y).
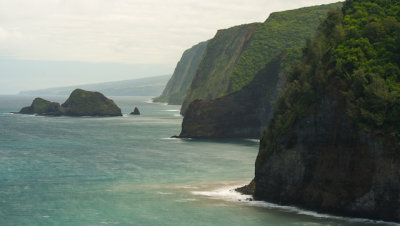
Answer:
top-left (191, 185), bottom-right (400, 225)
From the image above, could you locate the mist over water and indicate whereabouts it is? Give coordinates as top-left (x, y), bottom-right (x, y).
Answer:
top-left (0, 95), bottom-right (395, 225)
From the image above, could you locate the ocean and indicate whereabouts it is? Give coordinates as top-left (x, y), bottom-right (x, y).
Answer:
top-left (0, 95), bottom-right (396, 226)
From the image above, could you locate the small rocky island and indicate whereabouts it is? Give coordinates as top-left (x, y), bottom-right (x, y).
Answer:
top-left (19, 89), bottom-right (122, 116)
top-left (130, 107), bottom-right (140, 115)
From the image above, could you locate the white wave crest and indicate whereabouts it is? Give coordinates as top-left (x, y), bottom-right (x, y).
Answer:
top-left (191, 185), bottom-right (399, 225)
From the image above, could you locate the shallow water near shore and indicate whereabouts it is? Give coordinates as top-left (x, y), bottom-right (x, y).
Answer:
top-left (0, 95), bottom-right (397, 225)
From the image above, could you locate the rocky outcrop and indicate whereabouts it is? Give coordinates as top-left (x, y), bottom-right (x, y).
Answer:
top-left (19, 89), bottom-right (122, 117)
top-left (130, 107), bottom-right (140, 115)
top-left (179, 54), bottom-right (288, 139)
top-left (60, 89), bottom-right (121, 116)
top-left (254, 96), bottom-right (400, 222)
top-left (153, 41), bottom-right (208, 105)
top-left (19, 98), bottom-right (62, 116)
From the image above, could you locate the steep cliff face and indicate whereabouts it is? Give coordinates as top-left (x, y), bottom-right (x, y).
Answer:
top-left (179, 52), bottom-right (289, 139)
top-left (255, 96), bottom-right (400, 221)
top-left (180, 2), bottom-right (343, 115)
top-left (179, 2), bottom-right (343, 138)
top-left (254, 0), bottom-right (400, 221)
top-left (153, 41), bottom-right (208, 105)
top-left (181, 23), bottom-right (258, 114)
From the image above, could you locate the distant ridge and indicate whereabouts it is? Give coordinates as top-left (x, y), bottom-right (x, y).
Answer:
top-left (19, 75), bottom-right (171, 96)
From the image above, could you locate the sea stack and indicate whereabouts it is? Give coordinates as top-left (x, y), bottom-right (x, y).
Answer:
top-left (130, 107), bottom-right (140, 115)
top-left (18, 89), bottom-right (122, 117)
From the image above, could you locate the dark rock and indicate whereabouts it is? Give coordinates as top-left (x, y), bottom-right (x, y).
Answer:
top-left (179, 53), bottom-right (287, 139)
top-left (235, 180), bottom-right (255, 196)
top-left (254, 96), bottom-right (400, 222)
top-left (18, 89), bottom-right (122, 117)
top-left (19, 98), bottom-right (62, 116)
top-left (60, 89), bottom-right (122, 116)
top-left (130, 107), bottom-right (140, 115)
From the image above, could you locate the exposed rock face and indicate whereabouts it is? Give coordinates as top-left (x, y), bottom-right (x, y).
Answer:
top-left (61, 89), bottom-right (122, 116)
top-left (153, 41), bottom-right (208, 105)
top-left (130, 107), bottom-right (140, 115)
top-left (19, 89), bottom-right (122, 117)
top-left (254, 97), bottom-right (400, 222)
top-left (179, 54), bottom-right (287, 139)
top-left (19, 98), bottom-right (62, 116)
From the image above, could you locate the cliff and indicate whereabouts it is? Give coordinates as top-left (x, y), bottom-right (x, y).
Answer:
top-left (181, 23), bottom-right (258, 114)
top-left (19, 89), bottom-right (122, 116)
top-left (153, 41), bottom-right (208, 105)
top-left (179, 51), bottom-right (291, 139)
top-left (253, 0), bottom-right (400, 222)
top-left (180, 2), bottom-right (343, 115)
top-left (179, 2), bottom-right (342, 138)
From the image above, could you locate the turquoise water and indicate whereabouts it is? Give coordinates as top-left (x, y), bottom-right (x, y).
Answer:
top-left (0, 95), bottom-right (395, 226)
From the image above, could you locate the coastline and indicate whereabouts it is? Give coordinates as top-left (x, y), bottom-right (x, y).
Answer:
top-left (189, 182), bottom-right (400, 226)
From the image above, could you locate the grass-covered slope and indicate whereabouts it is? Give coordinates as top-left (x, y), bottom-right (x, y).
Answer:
top-left (181, 2), bottom-right (343, 114)
top-left (231, 2), bottom-right (343, 92)
top-left (181, 23), bottom-right (258, 114)
top-left (153, 41), bottom-right (208, 105)
top-left (254, 0), bottom-right (400, 221)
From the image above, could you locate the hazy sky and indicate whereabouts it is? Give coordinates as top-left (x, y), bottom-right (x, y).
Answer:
top-left (0, 0), bottom-right (340, 94)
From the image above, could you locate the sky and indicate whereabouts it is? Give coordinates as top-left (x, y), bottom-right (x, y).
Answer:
top-left (0, 0), bottom-right (340, 94)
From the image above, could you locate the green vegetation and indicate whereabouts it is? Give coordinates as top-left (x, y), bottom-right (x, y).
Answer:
top-left (154, 41), bottom-right (208, 105)
top-left (336, 0), bottom-right (400, 137)
top-left (181, 2), bottom-right (342, 114)
top-left (181, 23), bottom-right (258, 113)
top-left (231, 2), bottom-right (343, 92)
top-left (257, 0), bottom-right (400, 168)
top-left (31, 98), bottom-right (55, 113)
